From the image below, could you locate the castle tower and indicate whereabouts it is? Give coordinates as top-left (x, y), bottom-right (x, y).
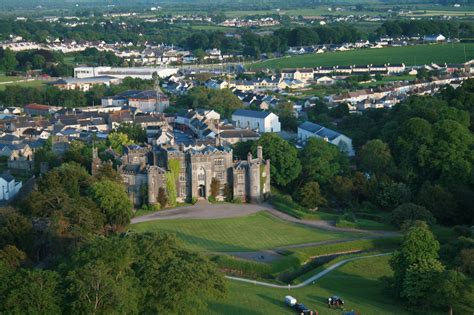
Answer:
top-left (257, 145), bottom-right (263, 160)
top-left (147, 166), bottom-right (160, 205)
top-left (91, 146), bottom-right (101, 177)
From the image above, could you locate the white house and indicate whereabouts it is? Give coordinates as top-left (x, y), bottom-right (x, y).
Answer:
top-left (423, 34), bottom-right (446, 42)
top-left (298, 121), bottom-right (355, 156)
top-left (316, 76), bottom-right (336, 85)
top-left (232, 109), bottom-right (281, 133)
top-left (0, 173), bottom-right (22, 201)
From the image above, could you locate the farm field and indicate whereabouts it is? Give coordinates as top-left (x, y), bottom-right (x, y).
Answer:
top-left (250, 43), bottom-right (474, 69)
top-left (207, 255), bottom-right (416, 315)
top-left (130, 211), bottom-right (357, 252)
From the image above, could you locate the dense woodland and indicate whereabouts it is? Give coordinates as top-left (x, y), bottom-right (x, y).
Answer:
top-left (0, 160), bottom-right (225, 314)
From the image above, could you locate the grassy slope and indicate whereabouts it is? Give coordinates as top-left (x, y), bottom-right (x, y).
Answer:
top-left (207, 255), bottom-right (414, 315)
top-left (251, 43), bottom-right (474, 69)
top-left (130, 212), bottom-right (357, 252)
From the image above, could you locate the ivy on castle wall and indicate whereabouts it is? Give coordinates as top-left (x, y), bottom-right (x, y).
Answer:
top-left (260, 164), bottom-right (267, 195)
top-left (166, 159), bottom-right (181, 207)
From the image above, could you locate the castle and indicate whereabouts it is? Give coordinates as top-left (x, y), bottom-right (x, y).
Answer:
top-left (93, 143), bottom-right (271, 206)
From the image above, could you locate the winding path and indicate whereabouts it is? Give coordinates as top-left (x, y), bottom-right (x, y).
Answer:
top-left (225, 252), bottom-right (392, 289)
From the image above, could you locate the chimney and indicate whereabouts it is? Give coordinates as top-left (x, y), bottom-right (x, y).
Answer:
top-left (247, 151), bottom-right (253, 162)
top-left (257, 145), bottom-right (263, 160)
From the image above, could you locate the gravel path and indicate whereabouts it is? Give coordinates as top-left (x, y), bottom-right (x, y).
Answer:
top-left (225, 252), bottom-right (393, 288)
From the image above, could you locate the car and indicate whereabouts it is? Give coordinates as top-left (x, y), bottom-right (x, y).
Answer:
top-left (295, 303), bottom-right (310, 313)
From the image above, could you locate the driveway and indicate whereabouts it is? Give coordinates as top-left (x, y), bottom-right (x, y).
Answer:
top-left (131, 201), bottom-right (270, 224)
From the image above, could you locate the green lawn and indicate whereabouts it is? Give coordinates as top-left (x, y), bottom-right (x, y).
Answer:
top-left (251, 43), bottom-right (474, 69)
top-left (130, 212), bottom-right (357, 252)
top-left (207, 255), bottom-right (415, 315)
top-left (0, 79), bottom-right (44, 91)
top-left (0, 75), bottom-right (23, 83)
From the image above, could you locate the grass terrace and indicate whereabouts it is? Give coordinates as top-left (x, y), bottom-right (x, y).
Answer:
top-left (130, 211), bottom-right (358, 252)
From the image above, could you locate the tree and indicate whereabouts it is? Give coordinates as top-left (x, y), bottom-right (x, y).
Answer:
top-left (64, 237), bottom-right (139, 315)
top-left (0, 49), bottom-right (18, 72)
top-left (2, 269), bottom-right (62, 315)
top-left (390, 221), bottom-right (443, 307)
top-left (107, 132), bottom-right (133, 154)
top-left (357, 139), bottom-right (393, 176)
top-left (295, 181), bottom-right (326, 209)
top-left (459, 249), bottom-right (474, 276)
top-left (416, 182), bottom-right (457, 225)
top-left (116, 123), bottom-right (147, 144)
top-left (95, 163), bottom-right (122, 183)
top-left (88, 180), bottom-right (133, 229)
top-left (374, 181), bottom-right (411, 210)
top-left (432, 270), bottom-right (470, 315)
top-left (130, 233), bottom-right (226, 314)
top-left (256, 133), bottom-right (301, 187)
top-left (300, 137), bottom-right (346, 185)
top-left (157, 187), bottom-right (168, 209)
top-left (328, 175), bottom-right (354, 207)
top-left (177, 87), bottom-right (243, 118)
top-left (210, 178), bottom-right (220, 199)
top-left (390, 203), bottom-right (436, 227)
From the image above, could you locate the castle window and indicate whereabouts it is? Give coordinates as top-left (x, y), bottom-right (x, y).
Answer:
top-left (198, 174), bottom-right (205, 181)
top-left (214, 159), bottom-right (224, 166)
top-left (216, 172), bottom-right (224, 181)
top-left (180, 185), bottom-right (186, 196)
top-left (237, 173), bottom-right (244, 184)
top-left (179, 174), bottom-right (186, 182)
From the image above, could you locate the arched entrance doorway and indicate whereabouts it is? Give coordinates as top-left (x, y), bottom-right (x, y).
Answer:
top-left (198, 185), bottom-right (206, 198)
top-left (197, 167), bottom-right (206, 199)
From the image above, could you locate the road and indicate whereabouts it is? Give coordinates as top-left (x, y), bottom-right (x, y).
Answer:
top-left (225, 252), bottom-right (393, 289)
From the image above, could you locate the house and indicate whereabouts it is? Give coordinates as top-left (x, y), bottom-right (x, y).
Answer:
top-left (205, 79), bottom-right (231, 90)
top-left (24, 103), bottom-right (62, 116)
top-left (298, 121), bottom-right (355, 156)
top-left (0, 173), bottom-right (22, 201)
top-left (232, 109), bottom-right (281, 133)
top-left (48, 76), bottom-right (122, 92)
top-left (128, 90), bottom-right (170, 113)
top-left (316, 76), bottom-right (336, 85)
top-left (218, 128), bottom-right (260, 145)
top-left (281, 69), bottom-right (314, 82)
top-left (423, 34), bottom-right (446, 43)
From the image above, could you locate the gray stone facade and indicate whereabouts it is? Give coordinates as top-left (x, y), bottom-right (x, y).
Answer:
top-left (110, 144), bottom-right (270, 206)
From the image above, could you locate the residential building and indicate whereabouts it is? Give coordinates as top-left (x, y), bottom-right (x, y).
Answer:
top-left (298, 121), bottom-right (355, 156)
top-left (232, 109), bottom-right (281, 133)
top-left (49, 76), bottom-right (121, 92)
top-left (0, 173), bottom-right (22, 201)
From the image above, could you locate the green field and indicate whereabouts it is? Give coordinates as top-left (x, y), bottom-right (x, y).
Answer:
top-left (251, 43), bottom-right (474, 69)
top-left (0, 79), bottom-right (44, 91)
top-left (207, 255), bottom-right (414, 315)
top-left (0, 75), bottom-right (23, 83)
top-left (130, 212), bottom-right (357, 252)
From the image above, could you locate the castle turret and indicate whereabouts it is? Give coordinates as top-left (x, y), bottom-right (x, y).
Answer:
top-left (91, 146), bottom-right (101, 176)
top-left (257, 145), bottom-right (263, 160)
